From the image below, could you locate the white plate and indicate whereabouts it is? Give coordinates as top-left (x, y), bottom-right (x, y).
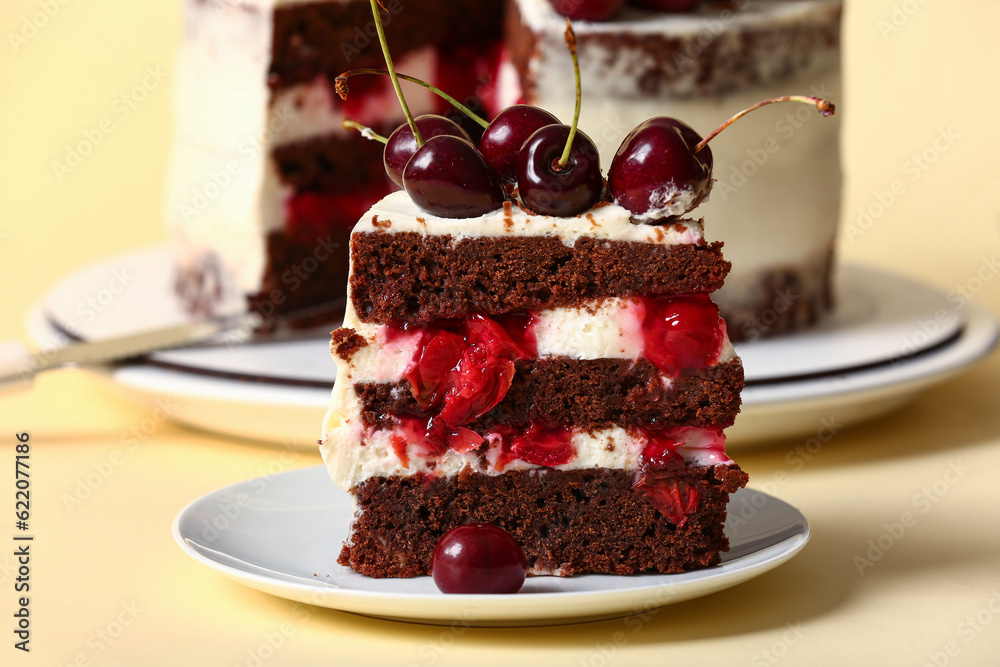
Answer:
top-left (172, 466), bottom-right (809, 627)
top-left (28, 247), bottom-right (998, 447)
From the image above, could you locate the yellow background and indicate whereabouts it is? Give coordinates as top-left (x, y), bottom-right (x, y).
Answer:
top-left (2, 1), bottom-right (1000, 665)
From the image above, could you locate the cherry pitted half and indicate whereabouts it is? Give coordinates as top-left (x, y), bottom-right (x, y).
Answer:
top-left (384, 115), bottom-right (471, 187)
top-left (480, 105), bottom-right (560, 184)
top-left (608, 117), bottom-right (713, 222)
top-left (403, 135), bottom-right (504, 218)
top-left (517, 125), bottom-right (603, 217)
top-left (547, 0), bottom-right (626, 21)
top-left (432, 524), bottom-right (527, 594)
top-left (628, 0), bottom-right (702, 12)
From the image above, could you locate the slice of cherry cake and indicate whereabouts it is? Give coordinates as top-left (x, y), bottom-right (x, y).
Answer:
top-left (320, 190), bottom-right (747, 578)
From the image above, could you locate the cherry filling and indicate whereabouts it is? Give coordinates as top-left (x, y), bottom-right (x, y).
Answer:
top-left (285, 181), bottom-right (394, 243)
top-left (381, 296), bottom-right (725, 472)
top-left (390, 314), bottom-right (537, 427)
top-left (491, 422), bottom-right (574, 470)
top-left (639, 294), bottom-right (726, 377)
top-left (633, 426), bottom-right (728, 525)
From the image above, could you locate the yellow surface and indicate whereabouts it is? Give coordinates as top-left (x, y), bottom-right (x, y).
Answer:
top-left (2, 1), bottom-right (1000, 665)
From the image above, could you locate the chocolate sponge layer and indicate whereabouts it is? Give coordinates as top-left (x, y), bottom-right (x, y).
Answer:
top-left (355, 357), bottom-right (743, 431)
top-left (339, 465), bottom-right (748, 578)
top-left (349, 231), bottom-right (730, 324)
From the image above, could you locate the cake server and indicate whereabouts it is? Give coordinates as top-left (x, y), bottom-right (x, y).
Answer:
top-left (0, 313), bottom-right (260, 394)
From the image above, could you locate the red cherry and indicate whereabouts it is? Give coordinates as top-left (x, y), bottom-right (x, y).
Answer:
top-left (509, 423), bottom-right (574, 467)
top-left (547, 0), bottom-right (626, 22)
top-left (438, 346), bottom-right (515, 428)
top-left (384, 114), bottom-right (471, 187)
top-left (640, 431), bottom-right (685, 469)
top-left (634, 473), bottom-right (699, 526)
top-left (432, 524), bottom-right (527, 594)
top-left (628, 0), bottom-right (701, 11)
top-left (402, 135), bottom-right (504, 219)
top-left (608, 117), bottom-right (713, 221)
top-left (517, 125), bottom-right (603, 217)
top-left (480, 105), bottom-right (559, 184)
top-left (464, 314), bottom-right (533, 360)
top-left (404, 330), bottom-right (465, 409)
top-left (641, 294), bottom-right (725, 377)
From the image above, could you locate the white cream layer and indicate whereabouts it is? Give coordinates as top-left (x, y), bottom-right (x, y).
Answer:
top-left (321, 391), bottom-right (734, 489)
top-left (357, 191), bottom-right (705, 247)
top-left (335, 296), bottom-right (736, 385)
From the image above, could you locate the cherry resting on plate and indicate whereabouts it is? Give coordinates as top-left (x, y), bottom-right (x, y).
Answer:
top-left (403, 135), bottom-right (504, 218)
top-left (518, 125), bottom-right (603, 217)
top-left (480, 105), bottom-right (559, 184)
top-left (432, 524), bottom-right (527, 594)
top-left (608, 117), bottom-right (712, 222)
top-left (384, 114), bottom-right (471, 187)
top-left (547, 0), bottom-right (626, 22)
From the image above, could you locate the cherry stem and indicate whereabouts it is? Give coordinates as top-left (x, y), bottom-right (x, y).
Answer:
top-left (694, 96), bottom-right (835, 154)
top-left (368, 0), bottom-right (422, 146)
top-left (336, 69), bottom-right (489, 129)
top-left (556, 19), bottom-right (581, 171)
top-left (342, 119), bottom-right (388, 144)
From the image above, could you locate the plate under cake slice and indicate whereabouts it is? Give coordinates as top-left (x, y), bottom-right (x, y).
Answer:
top-left (320, 190), bottom-right (747, 577)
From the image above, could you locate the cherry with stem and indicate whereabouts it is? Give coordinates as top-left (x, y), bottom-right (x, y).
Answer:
top-left (609, 95), bottom-right (836, 221)
top-left (517, 19), bottom-right (603, 217)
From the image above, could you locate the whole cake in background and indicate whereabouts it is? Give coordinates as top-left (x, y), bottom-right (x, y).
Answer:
top-left (165, 0), bottom-right (841, 339)
top-left (503, 0), bottom-right (843, 340)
